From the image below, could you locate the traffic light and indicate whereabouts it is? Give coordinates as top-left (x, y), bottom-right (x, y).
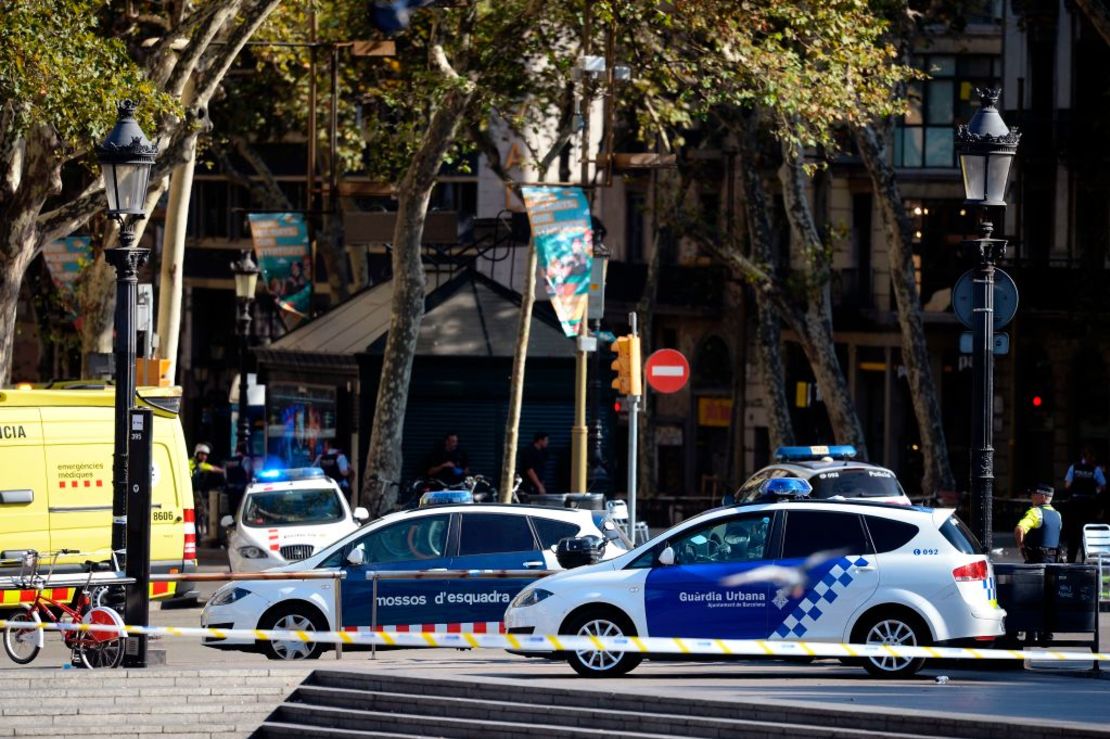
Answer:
top-left (610, 335), bottom-right (642, 396)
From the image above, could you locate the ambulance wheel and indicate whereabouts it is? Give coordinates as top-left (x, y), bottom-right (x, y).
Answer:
top-left (563, 608), bottom-right (642, 678)
top-left (259, 604), bottom-right (327, 661)
top-left (852, 609), bottom-right (929, 678)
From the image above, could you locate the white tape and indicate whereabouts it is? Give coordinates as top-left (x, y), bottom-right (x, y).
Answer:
top-left (0, 619), bottom-right (1102, 663)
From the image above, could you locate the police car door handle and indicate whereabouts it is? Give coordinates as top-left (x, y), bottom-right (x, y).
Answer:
top-left (852, 564), bottom-right (876, 572)
top-left (523, 561), bottom-right (545, 568)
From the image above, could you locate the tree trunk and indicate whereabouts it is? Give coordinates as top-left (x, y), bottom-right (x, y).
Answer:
top-left (778, 140), bottom-right (867, 453)
top-left (360, 85), bottom-right (474, 515)
top-left (854, 123), bottom-right (956, 495)
top-left (0, 128), bottom-right (58, 384)
top-left (499, 243), bottom-right (538, 502)
top-left (157, 133), bottom-right (198, 382)
top-left (1074, 0), bottom-right (1110, 47)
top-left (731, 114), bottom-right (794, 448)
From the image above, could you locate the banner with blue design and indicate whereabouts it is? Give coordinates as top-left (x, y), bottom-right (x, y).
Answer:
top-left (520, 186), bottom-right (593, 337)
top-left (42, 236), bottom-right (93, 321)
top-left (247, 213), bottom-right (312, 327)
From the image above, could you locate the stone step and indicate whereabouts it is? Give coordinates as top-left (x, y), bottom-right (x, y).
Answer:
top-left (267, 702), bottom-right (682, 739)
top-left (256, 721), bottom-right (426, 739)
top-left (285, 685), bottom-right (941, 739)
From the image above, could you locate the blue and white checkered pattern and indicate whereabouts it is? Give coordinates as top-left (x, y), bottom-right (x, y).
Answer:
top-left (771, 556), bottom-right (869, 638)
top-left (984, 575), bottom-right (997, 605)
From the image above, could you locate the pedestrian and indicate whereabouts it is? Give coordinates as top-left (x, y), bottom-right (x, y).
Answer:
top-left (314, 439), bottom-right (352, 496)
top-left (425, 432), bottom-right (469, 486)
top-left (1062, 446), bottom-right (1106, 562)
top-left (224, 443), bottom-right (253, 522)
top-left (518, 432), bottom-right (550, 495)
top-left (1014, 484), bottom-right (1062, 564)
top-left (189, 443), bottom-right (224, 539)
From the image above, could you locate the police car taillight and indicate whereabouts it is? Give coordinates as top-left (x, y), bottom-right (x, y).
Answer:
top-left (952, 560), bottom-right (988, 581)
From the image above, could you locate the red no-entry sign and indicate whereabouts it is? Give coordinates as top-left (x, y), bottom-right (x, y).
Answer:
top-left (644, 349), bottom-right (690, 394)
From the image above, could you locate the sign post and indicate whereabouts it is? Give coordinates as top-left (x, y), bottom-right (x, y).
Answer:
top-left (124, 408), bottom-right (153, 667)
top-left (627, 313), bottom-right (641, 543)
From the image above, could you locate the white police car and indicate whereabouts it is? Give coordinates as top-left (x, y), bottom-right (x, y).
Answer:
top-left (202, 495), bottom-right (629, 660)
top-left (734, 446), bottom-right (912, 506)
top-left (504, 478), bottom-right (1003, 678)
top-left (223, 467), bottom-right (369, 572)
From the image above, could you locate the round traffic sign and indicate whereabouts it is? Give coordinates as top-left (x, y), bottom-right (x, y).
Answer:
top-left (952, 268), bottom-right (1019, 330)
top-left (645, 349), bottom-right (690, 394)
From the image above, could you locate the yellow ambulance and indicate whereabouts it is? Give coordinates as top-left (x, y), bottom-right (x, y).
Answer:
top-left (0, 386), bottom-right (197, 606)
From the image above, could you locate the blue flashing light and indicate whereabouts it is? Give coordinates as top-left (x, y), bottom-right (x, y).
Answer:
top-left (773, 445), bottom-right (857, 462)
top-left (760, 477), bottom-right (813, 498)
top-left (255, 467), bottom-right (326, 483)
top-left (419, 490), bottom-right (473, 507)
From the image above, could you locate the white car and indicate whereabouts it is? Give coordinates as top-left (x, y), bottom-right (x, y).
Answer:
top-left (733, 446), bottom-right (913, 506)
top-left (504, 479), bottom-right (1004, 679)
top-left (223, 468), bottom-right (369, 572)
top-left (203, 499), bottom-right (629, 659)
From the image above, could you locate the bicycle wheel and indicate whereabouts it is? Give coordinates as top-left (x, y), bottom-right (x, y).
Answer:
top-left (76, 606), bottom-right (125, 669)
top-left (3, 610), bottom-right (42, 664)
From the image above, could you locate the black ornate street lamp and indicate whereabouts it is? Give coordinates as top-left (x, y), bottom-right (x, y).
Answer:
top-left (95, 100), bottom-right (157, 560)
top-left (955, 88), bottom-right (1020, 552)
top-left (588, 218), bottom-right (611, 495)
top-left (231, 250), bottom-right (259, 456)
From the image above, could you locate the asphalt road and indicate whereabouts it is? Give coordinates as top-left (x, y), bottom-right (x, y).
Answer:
top-left (4, 545), bottom-right (1110, 731)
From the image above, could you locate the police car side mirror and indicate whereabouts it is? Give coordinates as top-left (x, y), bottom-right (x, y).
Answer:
top-left (353, 506), bottom-right (369, 522)
top-left (220, 515), bottom-right (234, 529)
top-left (657, 546), bottom-right (675, 566)
top-left (346, 548), bottom-right (365, 566)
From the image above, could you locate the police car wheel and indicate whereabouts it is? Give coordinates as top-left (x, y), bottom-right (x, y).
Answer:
top-left (260, 605), bottom-right (326, 661)
top-left (563, 610), bottom-right (642, 678)
top-left (854, 611), bottom-right (928, 678)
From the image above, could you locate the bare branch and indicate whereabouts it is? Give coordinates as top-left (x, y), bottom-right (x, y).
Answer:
top-left (164, 0), bottom-right (245, 97)
top-left (195, 0), bottom-right (283, 105)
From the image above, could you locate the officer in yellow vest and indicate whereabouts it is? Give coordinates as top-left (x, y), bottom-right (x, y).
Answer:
top-left (1014, 483), bottom-right (1062, 564)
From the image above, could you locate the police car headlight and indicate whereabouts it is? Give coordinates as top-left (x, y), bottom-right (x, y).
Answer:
top-left (238, 546), bottom-right (268, 559)
top-left (510, 588), bottom-right (554, 609)
top-left (209, 587), bottom-right (252, 607)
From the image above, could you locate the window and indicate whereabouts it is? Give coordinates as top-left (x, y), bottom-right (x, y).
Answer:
top-left (940, 516), bottom-right (981, 554)
top-left (325, 514), bottom-right (449, 566)
top-left (895, 55), bottom-right (1001, 168)
top-left (670, 513), bottom-right (773, 565)
top-left (241, 487), bottom-right (344, 528)
top-left (807, 469), bottom-right (908, 499)
top-left (781, 511), bottom-right (869, 559)
top-left (458, 513), bottom-right (536, 556)
top-left (530, 517), bottom-right (581, 549)
top-left (864, 516), bottom-right (919, 553)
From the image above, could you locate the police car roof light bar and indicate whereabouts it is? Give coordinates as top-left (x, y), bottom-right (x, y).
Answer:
top-left (420, 490), bottom-right (474, 507)
top-left (773, 445), bottom-right (857, 462)
top-left (256, 467), bottom-right (326, 482)
top-left (759, 477), bottom-right (813, 499)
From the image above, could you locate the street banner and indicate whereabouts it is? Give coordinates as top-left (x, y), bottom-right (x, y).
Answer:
top-left (247, 213), bottom-right (312, 326)
top-left (520, 186), bottom-right (593, 337)
top-left (41, 236), bottom-right (93, 321)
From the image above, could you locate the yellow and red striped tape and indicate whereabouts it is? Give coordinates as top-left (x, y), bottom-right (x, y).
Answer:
top-left (0, 619), bottom-right (1103, 663)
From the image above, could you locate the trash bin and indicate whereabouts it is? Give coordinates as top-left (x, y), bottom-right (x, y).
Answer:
top-left (1045, 564), bottom-right (1098, 633)
top-left (563, 493), bottom-right (605, 511)
top-left (522, 493), bottom-right (568, 508)
top-left (993, 563), bottom-right (1047, 634)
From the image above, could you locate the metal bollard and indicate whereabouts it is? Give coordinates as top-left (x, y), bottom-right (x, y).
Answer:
top-left (333, 576), bottom-right (343, 660)
top-left (371, 573), bottom-right (378, 660)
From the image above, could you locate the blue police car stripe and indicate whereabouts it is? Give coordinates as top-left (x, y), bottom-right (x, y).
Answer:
top-left (771, 556), bottom-right (869, 639)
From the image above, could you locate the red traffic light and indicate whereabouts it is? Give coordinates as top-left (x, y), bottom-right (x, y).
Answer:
top-left (1032, 395), bottom-right (1043, 408)
top-left (613, 399), bottom-right (622, 413)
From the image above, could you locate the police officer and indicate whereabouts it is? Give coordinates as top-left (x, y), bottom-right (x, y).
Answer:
top-left (1063, 447), bottom-right (1106, 562)
top-left (313, 439), bottom-right (351, 496)
top-left (223, 444), bottom-right (253, 523)
top-left (1014, 483), bottom-right (1062, 564)
top-left (189, 443), bottom-right (224, 540)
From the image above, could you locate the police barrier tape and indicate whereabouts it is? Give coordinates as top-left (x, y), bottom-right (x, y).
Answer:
top-left (0, 618), bottom-right (1105, 663)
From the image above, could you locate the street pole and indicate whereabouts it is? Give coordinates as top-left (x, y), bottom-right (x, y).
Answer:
top-left (236, 298), bottom-right (253, 454)
top-left (970, 218), bottom-right (1005, 552)
top-left (627, 312), bottom-right (640, 542)
top-left (571, 321), bottom-right (589, 493)
top-left (107, 223), bottom-right (147, 558)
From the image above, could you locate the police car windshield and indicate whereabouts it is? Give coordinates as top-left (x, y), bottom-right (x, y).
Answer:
top-left (807, 468), bottom-right (905, 499)
top-left (242, 487), bottom-right (344, 527)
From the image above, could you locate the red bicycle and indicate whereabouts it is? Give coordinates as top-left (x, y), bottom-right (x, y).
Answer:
top-left (3, 549), bottom-right (126, 668)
